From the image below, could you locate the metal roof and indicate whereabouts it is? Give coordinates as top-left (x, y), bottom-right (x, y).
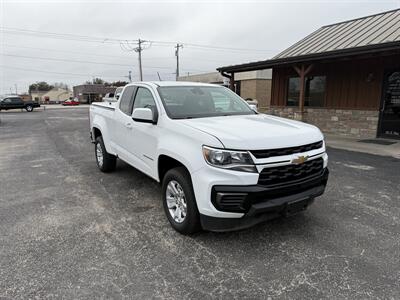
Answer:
top-left (218, 9), bottom-right (400, 73)
top-left (274, 8), bottom-right (400, 59)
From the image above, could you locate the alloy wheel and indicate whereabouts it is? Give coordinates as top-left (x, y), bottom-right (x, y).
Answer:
top-left (96, 143), bottom-right (104, 167)
top-left (166, 180), bottom-right (187, 223)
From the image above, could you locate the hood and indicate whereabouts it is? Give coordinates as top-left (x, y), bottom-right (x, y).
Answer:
top-left (180, 114), bottom-right (323, 150)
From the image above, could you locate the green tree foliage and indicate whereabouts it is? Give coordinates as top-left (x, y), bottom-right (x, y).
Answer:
top-left (108, 81), bottom-right (129, 87)
top-left (84, 78), bottom-right (128, 87)
top-left (29, 81), bottom-right (54, 93)
top-left (86, 78), bottom-right (105, 85)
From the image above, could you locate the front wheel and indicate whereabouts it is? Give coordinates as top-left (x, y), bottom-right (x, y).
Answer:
top-left (162, 167), bottom-right (201, 234)
top-left (95, 136), bottom-right (117, 172)
top-left (25, 105), bottom-right (33, 112)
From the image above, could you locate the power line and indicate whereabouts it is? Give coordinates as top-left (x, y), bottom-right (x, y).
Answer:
top-left (2, 43), bottom-right (134, 60)
top-left (0, 27), bottom-right (130, 44)
top-left (2, 43), bottom-right (180, 62)
top-left (0, 64), bottom-right (208, 78)
top-left (150, 40), bottom-right (273, 53)
top-left (0, 27), bottom-right (275, 53)
top-left (2, 53), bottom-right (129, 67)
top-left (0, 65), bottom-right (111, 78)
top-left (1, 53), bottom-right (201, 71)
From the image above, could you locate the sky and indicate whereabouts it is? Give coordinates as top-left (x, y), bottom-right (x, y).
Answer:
top-left (0, 0), bottom-right (399, 95)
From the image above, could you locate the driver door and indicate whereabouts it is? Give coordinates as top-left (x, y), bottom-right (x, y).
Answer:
top-left (112, 86), bottom-right (136, 162)
top-left (127, 86), bottom-right (159, 178)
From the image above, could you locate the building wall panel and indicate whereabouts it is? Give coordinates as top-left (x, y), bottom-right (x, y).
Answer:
top-left (270, 55), bottom-right (400, 109)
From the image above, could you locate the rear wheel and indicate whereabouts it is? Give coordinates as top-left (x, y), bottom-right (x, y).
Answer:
top-left (95, 136), bottom-right (116, 172)
top-left (25, 105), bottom-right (33, 112)
top-left (162, 167), bottom-right (201, 234)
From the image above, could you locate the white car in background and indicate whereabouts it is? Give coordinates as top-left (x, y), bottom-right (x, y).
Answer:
top-left (89, 82), bottom-right (329, 234)
top-left (102, 87), bottom-right (124, 102)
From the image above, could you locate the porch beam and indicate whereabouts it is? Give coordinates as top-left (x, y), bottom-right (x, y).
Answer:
top-left (229, 72), bottom-right (235, 91)
top-left (293, 64), bottom-right (313, 113)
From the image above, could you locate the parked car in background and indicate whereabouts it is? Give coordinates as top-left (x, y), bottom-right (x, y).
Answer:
top-left (89, 82), bottom-right (329, 234)
top-left (0, 96), bottom-right (40, 112)
top-left (102, 92), bottom-right (115, 102)
top-left (62, 98), bottom-right (80, 106)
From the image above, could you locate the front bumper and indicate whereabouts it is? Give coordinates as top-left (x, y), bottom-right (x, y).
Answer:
top-left (200, 168), bottom-right (329, 232)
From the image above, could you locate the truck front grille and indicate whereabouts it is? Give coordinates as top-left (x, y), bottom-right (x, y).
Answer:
top-left (250, 141), bottom-right (323, 159)
top-left (258, 158), bottom-right (324, 186)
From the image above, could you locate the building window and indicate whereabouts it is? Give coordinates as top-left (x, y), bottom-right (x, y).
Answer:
top-left (287, 77), bottom-right (300, 106)
top-left (287, 76), bottom-right (326, 107)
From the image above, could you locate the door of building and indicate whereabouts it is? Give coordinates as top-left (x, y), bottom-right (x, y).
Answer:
top-left (378, 69), bottom-right (400, 139)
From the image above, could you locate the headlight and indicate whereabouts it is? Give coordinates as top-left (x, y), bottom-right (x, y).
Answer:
top-left (202, 146), bottom-right (257, 173)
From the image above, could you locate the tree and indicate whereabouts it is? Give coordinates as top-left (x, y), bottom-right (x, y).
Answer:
top-left (84, 78), bottom-right (128, 87)
top-left (86, 78), bottom-right (106, 85)
top-left (29, 82), bottom-right (54, 93)
top-left (108, 81), bottom-right (129, 87)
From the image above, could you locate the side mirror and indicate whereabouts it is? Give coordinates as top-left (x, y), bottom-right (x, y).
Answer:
top-left (249, 104), bottom-right (258, 112)
top-left (132, 108), bottom-right (157, 124)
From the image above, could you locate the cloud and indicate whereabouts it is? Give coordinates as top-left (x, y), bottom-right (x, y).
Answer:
top-left (0, 0), bottom-right (398, 94)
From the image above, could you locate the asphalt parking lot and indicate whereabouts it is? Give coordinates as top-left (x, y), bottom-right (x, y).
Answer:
top-left (0, 107), bottom-right (399, 299)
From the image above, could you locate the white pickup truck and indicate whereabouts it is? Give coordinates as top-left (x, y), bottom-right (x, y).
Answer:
top-left (89, 82), bottom-right (329, 234)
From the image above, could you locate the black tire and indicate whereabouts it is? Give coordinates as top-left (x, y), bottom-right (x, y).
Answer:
top-left (25, 105), bottom-right (33, 112)
top-left (162, 167), bottom-right (201, 234)
top-left (95, 136), bottom-right (117, 172)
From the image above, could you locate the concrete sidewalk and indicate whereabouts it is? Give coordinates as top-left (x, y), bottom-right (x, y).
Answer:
top-left (325, 134), bottom-right (400, 159)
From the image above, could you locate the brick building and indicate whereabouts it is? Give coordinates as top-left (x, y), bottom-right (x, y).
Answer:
top-left (218, 9), bottom-right (400, 139)
top-left (73, 84), bottom-right (117, 104)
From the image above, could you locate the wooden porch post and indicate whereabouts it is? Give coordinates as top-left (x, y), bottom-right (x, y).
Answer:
top-left (229, 72), bottom-right (235, 91)
top-left (293, 64), bottom-right (313, 116)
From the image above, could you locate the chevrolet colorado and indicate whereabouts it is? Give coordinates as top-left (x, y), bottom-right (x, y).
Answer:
top-left (89, 82), bottom-right (329, 234)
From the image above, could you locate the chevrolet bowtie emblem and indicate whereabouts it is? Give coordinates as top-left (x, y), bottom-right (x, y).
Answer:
top-left (292, 155), bottom-right (308, 165)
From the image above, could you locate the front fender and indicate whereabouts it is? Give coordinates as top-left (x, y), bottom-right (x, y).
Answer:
top-left (156, 123), bottom-right (223, 182)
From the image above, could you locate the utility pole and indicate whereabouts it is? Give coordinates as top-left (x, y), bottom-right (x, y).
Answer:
top-left (15, 84), bottom-right (18, 95)
top-left (128, 70), bottom-right (132, 82)
top-left (175, 43), bottom-right (183, 81)
top-left (135, 39), bottom-right (144, 81)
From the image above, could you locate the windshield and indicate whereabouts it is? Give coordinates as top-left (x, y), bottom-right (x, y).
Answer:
top-left (158, 86), bottom-right (255, 119)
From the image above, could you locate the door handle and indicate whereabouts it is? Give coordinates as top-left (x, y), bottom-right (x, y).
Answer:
top-left (125, 122), bottom-right (133, 129)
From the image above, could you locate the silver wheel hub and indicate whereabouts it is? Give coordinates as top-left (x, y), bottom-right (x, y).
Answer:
top-left (166, 180), bottom-right (187, 223)
top-left (96, 143), bottom-right (103, 167)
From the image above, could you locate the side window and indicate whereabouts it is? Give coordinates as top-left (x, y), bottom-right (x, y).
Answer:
top-left (11, 97), bottom-right (22, 103)
top-left (4, 98), bottom-right (12, 103)
top-left (119, 86), bottom-right (135, 115)
top-left (133, 87), bottom-right (157, 111)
